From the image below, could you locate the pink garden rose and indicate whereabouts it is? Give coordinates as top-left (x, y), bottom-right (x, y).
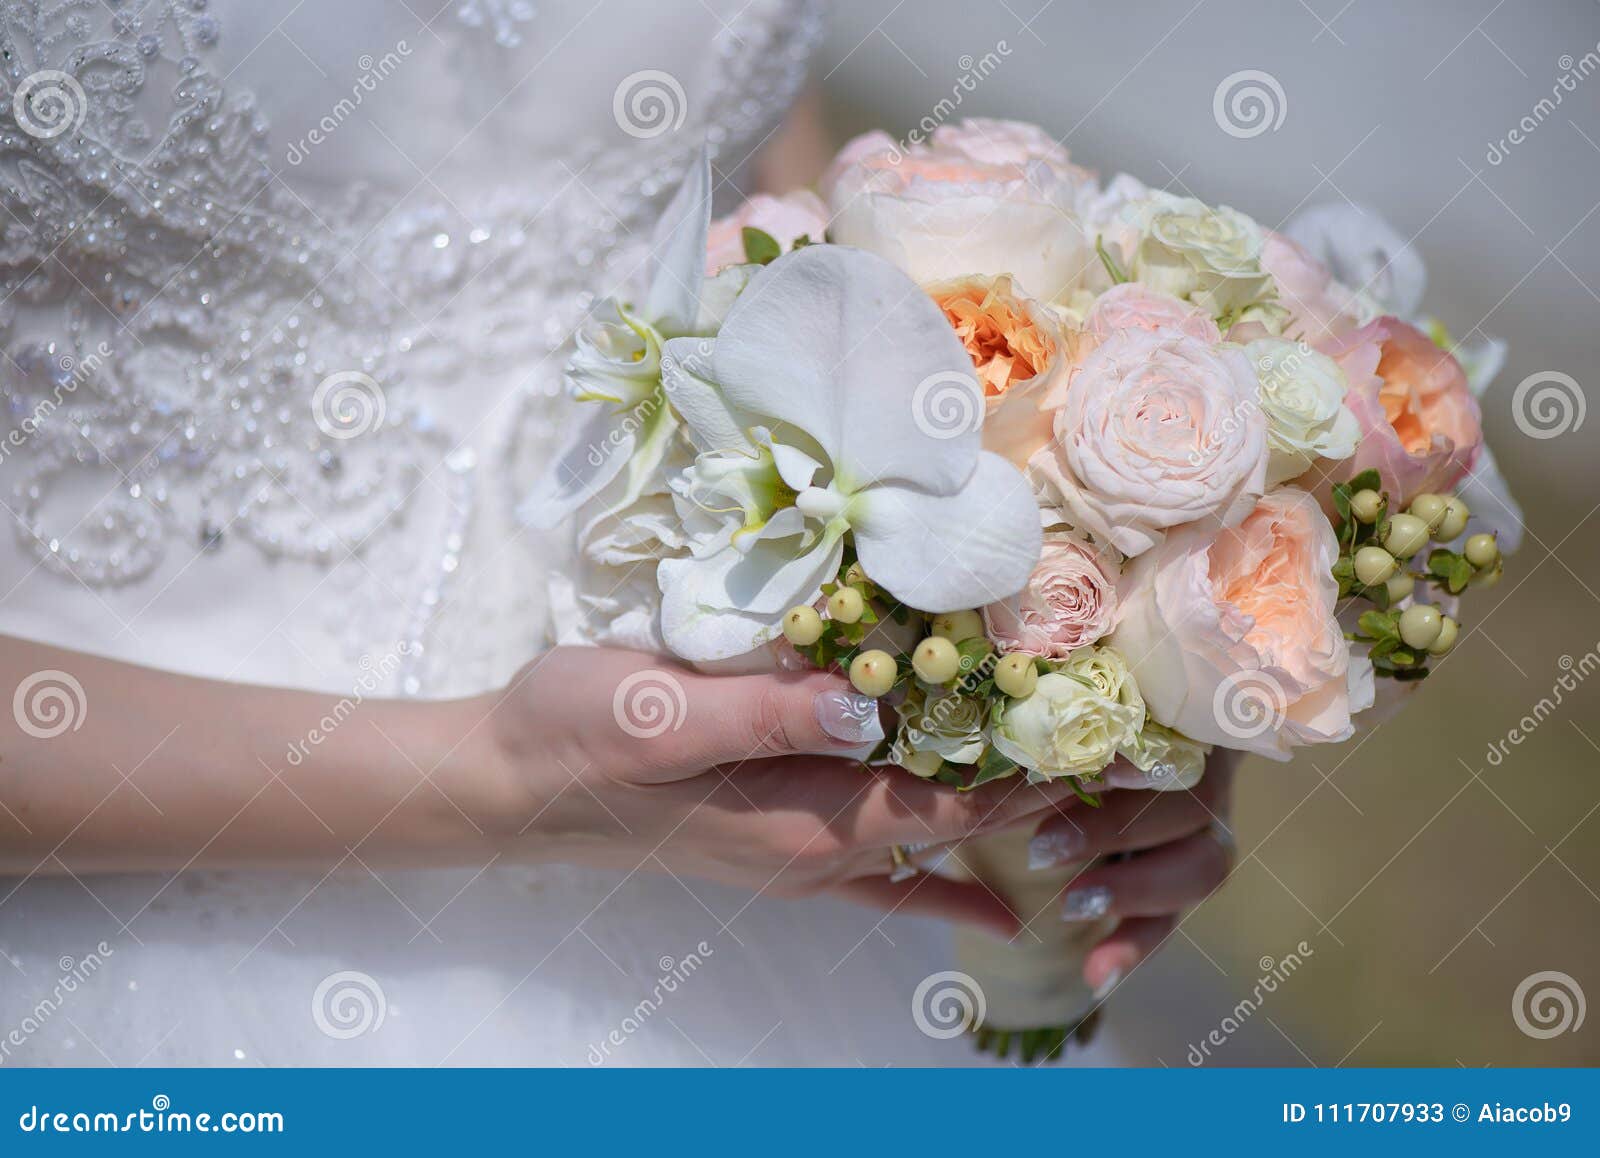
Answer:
top-left (1259, 230), bottom-right (1368, 345)
top-left (1027, 328), bottom-right (1268, 557)
top-left (983, 531), bottom-right (1118, 659)
top-left (821, 122), bottom-right (1092, 300)
top-left (1109, 487), bottom-right (1374, 760)
top-left (1083, 283), bottom-right (1222, 345)
top-left (1317, 317), bottom-right (1482, 505)
top-left (705, 191), bottom-right (829, 274)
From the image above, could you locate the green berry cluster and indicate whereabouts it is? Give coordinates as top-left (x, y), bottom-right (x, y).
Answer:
top-left (1330, 469), bottom-right (1503, 680)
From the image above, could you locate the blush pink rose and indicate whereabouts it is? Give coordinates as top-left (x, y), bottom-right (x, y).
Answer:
top-left (1083, 283), bottom-right (1222, 345)
top-left (1027, 328), bottom-right (1268, 557)
top-left (705, 191), bottom-right (829, 274)
top-left (1260, 231), bottom-right (1365, 345)
top-left (983, 531), bottom-right (1118, 659)
top-left (1109, 487), bottom-right (1375, 760)
top-left (1317, 317), bottom-right (1482, 505)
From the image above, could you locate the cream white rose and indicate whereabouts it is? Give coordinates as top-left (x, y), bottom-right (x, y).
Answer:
top-left (822, 124), bottom-right (1092, 300)
top-left (1027, 328), bottom-right (1269, 557)
top-left (1246, 337), bottom-right (1361, 485)
top-left (991, 665), bottom-right (1144, 779)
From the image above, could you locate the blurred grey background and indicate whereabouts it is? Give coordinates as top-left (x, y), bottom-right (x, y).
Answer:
top-left (819, 0), bottom-right (1599, 1066)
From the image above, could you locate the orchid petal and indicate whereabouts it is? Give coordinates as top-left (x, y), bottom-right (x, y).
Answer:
top-left (518, 407), bottom-right (634, 530)
top-left (771, 442), bottom-right (823, 491)
top-left (645, 147), bottom-right (712, 336)
top-left (710, 245), bottom-right (982, 495)
top-left (659, 533), bottom-right (842, 661)
top-left (660, 338), bottom-right (754, 454)
top-left (851, 452), bottom-right (1041, 612)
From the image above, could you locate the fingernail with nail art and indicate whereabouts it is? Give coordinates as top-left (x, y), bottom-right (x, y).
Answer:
top-left (814, 690), bottom-right (884, 745)
top-left (1061, 885), bottom-right (1112, 921)
top-left (1028, 828), bottom-right (1084, 870)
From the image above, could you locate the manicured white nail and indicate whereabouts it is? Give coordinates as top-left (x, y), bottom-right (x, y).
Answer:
top-left (1061, 885), bottom-right (1111, 922)
top-left (814, 691), bottom-right (884, 745)
top-left (1104, 764), bottom-right (1170, 790)
top-left (1028, 828), bottom-right (1083, 870)
top-left (1093, 968), bottom-right (1123, 1000)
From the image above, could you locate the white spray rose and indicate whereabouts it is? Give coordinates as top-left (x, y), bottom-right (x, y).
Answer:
top-left (991, 660), bottom-right (1144, 779)
top-left (891, 688), bottom-right (988, 768)
top-left (1246, 337), bottom-right (1361, 485)
top-left (1124, 194), bottom-right (1279, 323)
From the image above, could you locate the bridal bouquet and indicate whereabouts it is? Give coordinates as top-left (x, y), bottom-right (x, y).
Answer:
top-left (530, 120), bottom-right (1520, 1059)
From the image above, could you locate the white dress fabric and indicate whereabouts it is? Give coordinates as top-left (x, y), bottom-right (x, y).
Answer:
top-left (0, 0), bottom-right (1125, 1068)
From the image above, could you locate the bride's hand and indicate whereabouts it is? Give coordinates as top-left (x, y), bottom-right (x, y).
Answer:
top-left (478, 647), bottom-right (1084, 936)
top-left (1025, 750), bottom-right (1239, 993)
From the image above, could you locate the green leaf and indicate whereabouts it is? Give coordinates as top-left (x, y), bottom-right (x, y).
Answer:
top-left (1347, 469), bottom-right (1382, 494)
top-left (1394, 665), bottom-right (1431, 682)
top-left (1448, 558), bottom-right (1473, 594)
top-left (741, 226), bottom-right (782, 265)
top-left (962, 747), bottom-right (1020, 791)
top-left (1095, 235), bottom-right (1130, 285)
top-left (1358, 609), bottom-right (1398, 641)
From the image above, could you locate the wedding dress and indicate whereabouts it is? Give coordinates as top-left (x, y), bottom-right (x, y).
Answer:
top-left (0, 0), bottom-right (1129, 1068)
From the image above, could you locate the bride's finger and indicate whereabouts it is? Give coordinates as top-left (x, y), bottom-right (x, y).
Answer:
top-left (1025, 771), bottom-right (1230, 870)
top-left (1057, 828), bottom-right (1233, 923)
top-left (829, 873), bottom-right (1020, 939)
top-left (1083, 915), bottom-right (1177, 996)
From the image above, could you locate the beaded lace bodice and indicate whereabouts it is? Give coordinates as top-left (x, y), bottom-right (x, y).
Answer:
top-left (0, 0), bottom-right (822, 694)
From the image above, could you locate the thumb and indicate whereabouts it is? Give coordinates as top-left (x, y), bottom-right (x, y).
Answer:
top-left (602, 659), bottom-right (885, 782)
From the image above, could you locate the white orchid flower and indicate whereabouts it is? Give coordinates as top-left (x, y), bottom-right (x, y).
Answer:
top-left (656, 244), bottom-right (1042, 662)
top-left (522, 148), bottom-right (717, 530)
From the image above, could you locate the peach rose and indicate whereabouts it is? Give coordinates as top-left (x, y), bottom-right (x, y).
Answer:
top-left (1260, 231), bottom-right (1366, 344)
top-left (821, 123), bottom-right (1092, 300)
top-left (1318, 317), bottom-right (1482, 504)
top-left (1083, 283), bottom-right (1222, 345)
top-left (927, 274), bottom-right (1070, 467)
top-left (1027, 328), bottom-right (1268, 557)
top-left (983, 530), bottom-right (1118, 659)
top-left (705, 191), bottom-right (829, 274)
top-left (1109, 487), bottom-right (1374, 760)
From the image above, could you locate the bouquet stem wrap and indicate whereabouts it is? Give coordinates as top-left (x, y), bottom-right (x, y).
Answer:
top-left (942, 829), bottom-right (1112, 1060)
